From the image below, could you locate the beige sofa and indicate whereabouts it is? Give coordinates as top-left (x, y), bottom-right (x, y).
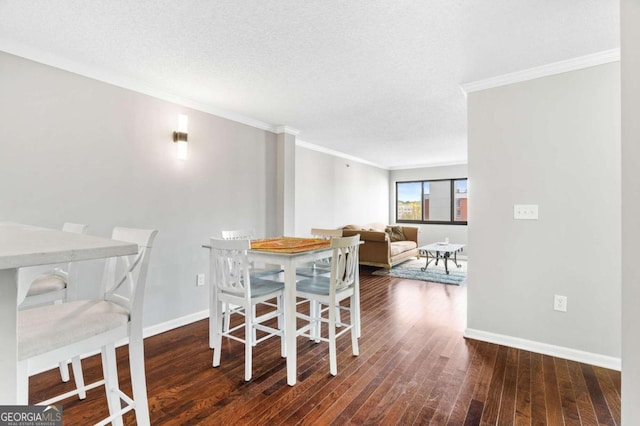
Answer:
top-left (341, 223), bottom-right (419, 270)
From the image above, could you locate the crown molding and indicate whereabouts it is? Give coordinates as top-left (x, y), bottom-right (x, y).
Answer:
top-left (0, 41), bottom-right (278, 132)
top-left (388, 160), bottom-right (468, 171)
top-left (461, 48), bottom-right (621, 94)
top-left (0, 43), bottom-right (393, 171)
top-left (274, 126), bottom-right (300, 136)
top-left (295, 140), bottom-right (388, 170)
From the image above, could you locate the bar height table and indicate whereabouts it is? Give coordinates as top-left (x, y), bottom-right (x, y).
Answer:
top-left (205, 238), bottom-right (337, 386)
top-left (0, 222), bottom-right (138, 404)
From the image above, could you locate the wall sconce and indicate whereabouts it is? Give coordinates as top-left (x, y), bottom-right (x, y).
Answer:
top-left (173, 114), bottom-right (188, 160)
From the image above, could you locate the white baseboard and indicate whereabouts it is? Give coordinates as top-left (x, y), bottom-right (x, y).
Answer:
top-left (464, 328), bottom-right (621, 371)
top-left (142, 309), bottom-right (209, 339)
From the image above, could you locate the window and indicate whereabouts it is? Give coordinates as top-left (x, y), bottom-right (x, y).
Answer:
top-left (396, 178), bottom-right (468, 225)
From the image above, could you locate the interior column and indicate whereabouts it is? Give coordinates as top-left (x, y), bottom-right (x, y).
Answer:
top-left (275, 126), bottom-right (298, 236)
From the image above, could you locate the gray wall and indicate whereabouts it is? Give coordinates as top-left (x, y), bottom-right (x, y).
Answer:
top-left (295, 147), bottom-right (389, 235)
top-left (467, 63), bottom-right (621, 357)
top-left (0, 52), bottom-right (278, 327)
top-left (621, 0), bottom-right (640, 421)
top-left (390, 165), bottom-right (468, 250)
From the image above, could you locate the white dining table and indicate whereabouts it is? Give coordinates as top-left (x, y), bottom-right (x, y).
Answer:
top-left (0, 222), bottom-right (138, 404)
top-left (205, 240), bottom-right (334, 386)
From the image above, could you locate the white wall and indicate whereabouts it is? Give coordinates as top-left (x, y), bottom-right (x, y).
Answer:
top-left (621, 0), bottom-right (640, 421)
top-left (467, 63), bottom-right (621, 360)
top-left (295, 147), bottom-right (389, 235)
top-left (390, 165), bottom-right (468, 250)
top-left (0, 52), bottom-right (278, 327)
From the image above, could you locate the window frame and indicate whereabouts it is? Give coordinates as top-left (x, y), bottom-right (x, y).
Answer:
top-left (395, 178), bottom-right (468, 225)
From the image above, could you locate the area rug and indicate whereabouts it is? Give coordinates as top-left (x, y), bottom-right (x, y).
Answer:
top-left (372, 257), bottom-right (467, 285)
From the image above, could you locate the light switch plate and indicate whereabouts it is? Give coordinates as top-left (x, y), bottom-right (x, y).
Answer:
top-left (196, 273), bottom-right (205, 286)
top-left (514, 204), bottom-right (539, 220)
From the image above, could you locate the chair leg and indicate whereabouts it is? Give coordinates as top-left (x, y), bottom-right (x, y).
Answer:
top-left (222, 302), bottom-right (230, 333)
top-left (335, 304), bottom-right (342, 328)
top-left (252, 304), bottom-right (257, 346)
top-left (129, 333), bottom-right (151, 426)
top-left (101, 344), bottom-right (123, 426)
top-left (71, 356), bottom-right (86, 399)
top-left (350, 295), bottom-right (359, 356)
top-left (355, 278), bottom-right (361, 338)
top-left (278, 295), bottom-right (286, 357)
top-left (313, 301), bottom-right (321, 343)
top-left (308, 300), bottom-right (316, 341)
top-left (59, 360), bottom-right (70, 382)
top-left (245, 303), bottom-right (253, 381)
top-left (354, 300), bottom-right (361, 339)
top-left (213, 300), bottom-right (223, 367)
top-left (328, 298), bottom-right (337, 376)
top-left (209, 285), bottom-right (215, 349)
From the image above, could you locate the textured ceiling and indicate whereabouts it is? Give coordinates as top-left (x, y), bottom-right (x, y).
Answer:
top-left (0, 1), bottom-right (619, 168)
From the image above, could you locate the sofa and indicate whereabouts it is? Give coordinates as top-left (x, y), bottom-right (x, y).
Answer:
top-left (341, 223), bottom-right (419, 270)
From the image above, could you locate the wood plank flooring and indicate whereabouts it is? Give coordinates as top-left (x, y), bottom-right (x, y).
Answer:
top-left (28, 267), bottom-right (620, 425)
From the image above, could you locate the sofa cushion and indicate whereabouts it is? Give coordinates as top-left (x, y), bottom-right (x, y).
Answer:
top-left (385, 226), bottom-right (406, 242)
top-left (367, 223), bottom-right (387, 232)
top-left (343, 224), bottom-right (364, 230)
top-left (343, 223), bottom-right (386, 232)
top-left (390, 240), bottom-right (417, 256)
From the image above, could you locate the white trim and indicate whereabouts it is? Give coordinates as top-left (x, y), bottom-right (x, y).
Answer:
top-left (388, 160), bottom-right (468, 171)
top-left (1, 43), bottom-right (445, 171)
top-left (461, 48), bottom-right (621, 94)
top-left (464, 328), bottom-right (621, 371)
top-left (0, 42), bottom-right (276, 132)
top-left (295, 139), bottom-right (388, 170)
top-left (274, 126), bottom-right (300, 136)
top-left (142, 309), bottom-right (209, 339)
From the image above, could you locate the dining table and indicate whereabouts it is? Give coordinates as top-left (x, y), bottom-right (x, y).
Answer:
top-left (205, 237), bottom-right (336, 386)
top-left (0, 222), bottom-right (138, 404)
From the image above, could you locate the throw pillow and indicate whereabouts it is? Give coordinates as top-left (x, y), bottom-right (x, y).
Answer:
top-left (385, 226), bottom-right (406, 242)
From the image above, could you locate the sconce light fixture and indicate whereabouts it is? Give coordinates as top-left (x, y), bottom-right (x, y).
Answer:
top-left (173, 114), bottom-right (188, 160)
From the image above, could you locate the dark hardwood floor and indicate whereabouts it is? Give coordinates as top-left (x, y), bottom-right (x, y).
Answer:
top-left (29, 267), bottom-right (621, 425)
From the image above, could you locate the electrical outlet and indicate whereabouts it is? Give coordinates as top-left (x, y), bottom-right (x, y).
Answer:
top-left (196, 273), bottom-right (205, 287)
top-left (514, 204), bottom-right (539, 220)
top-left (554, 295), bottom-right (567, 312)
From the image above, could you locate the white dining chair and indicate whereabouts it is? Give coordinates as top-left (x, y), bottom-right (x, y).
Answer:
top-left (217, 229), bottom-right (282, 345)
top-left (18, 227), bottom-right (158, 426)
top-left (296, 235), bottom-right (360, 376)
top-left (220, 229), bottom-right (252, 240)
top-left (20, 222), bottom-right (88, 309)
top-left (209, 237), bottom-right (285, 381)
top-left (296, 228), bottom-right (344, 329)
top-left (220, 229), bottom-right (281, 278)
top-left (19, 222), bottom-right (88, 386)
top-left (296, 228), bottom-right (343, 278)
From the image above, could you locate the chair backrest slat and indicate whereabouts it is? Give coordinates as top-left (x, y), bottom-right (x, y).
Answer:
top-left (103, 228), bottom-right (158, 316)
top-left (209, 238), bottom-right (252, 299)
top-left (221, 229), bottom-right (254, 240)
top-left (330, 235), bottom-right (360, 293)
top-left (310, 228), bottom-right (343, 239)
